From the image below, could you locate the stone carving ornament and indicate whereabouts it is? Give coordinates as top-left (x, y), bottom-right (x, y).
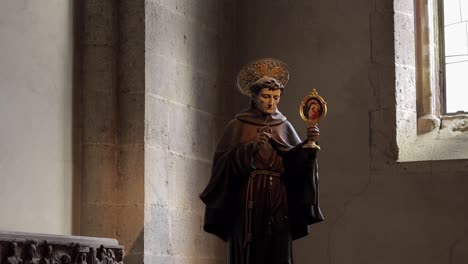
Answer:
top-left (113, 249), bottom-right (122, 264)
top-left (59, 255), bottom-right (70, 264)
top-left (73, 247), bottom-right (89, 264)
top-left (20, 242), bottom-right (39, 264)
top-left (1, 242), bottom-right (20, 264)
top-left (96, 246), bottom-right (116, 264)
top-left (0, 236), bottom-right (123, 264)
top-left (38, 242), bottom-right (59, 264)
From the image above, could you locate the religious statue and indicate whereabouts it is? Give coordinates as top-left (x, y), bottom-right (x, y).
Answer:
top-left (200, 58), bottom-right (324, 264)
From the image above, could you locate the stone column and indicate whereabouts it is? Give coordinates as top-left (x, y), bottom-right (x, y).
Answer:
top-left (78, 1), bottom-right (236, 263)
top-left (79, 0), bottom-right (144, 263)
top-left (143, 0), bottom-right (236, 262)
top-left (415, 0), bottom-right (442, 133)
top-left (114, 0), bottom-right (146, 263)
top-left (80, 0), bottom-right (119, 241)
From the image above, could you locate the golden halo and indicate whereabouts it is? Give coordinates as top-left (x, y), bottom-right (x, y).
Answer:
top-left (236, 58), bottom-right (290, 96)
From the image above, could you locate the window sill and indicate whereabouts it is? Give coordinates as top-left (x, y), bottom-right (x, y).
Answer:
top-left (398, 115), bottom-right (468, 162)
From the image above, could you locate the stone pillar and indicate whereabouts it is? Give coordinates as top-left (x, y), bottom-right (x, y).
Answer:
top-left (80, 0), bottom-right (119, 241)
top-left (78, 0), bottom-right (237, 263)
top-left (415, 0), bottom-right (442, 133)
top-left (114, 0), bottom-right (146, 263)
top-left (79, 0), bottom-right (144, 263)
top-left (143, 0), bottom-right (236, 262)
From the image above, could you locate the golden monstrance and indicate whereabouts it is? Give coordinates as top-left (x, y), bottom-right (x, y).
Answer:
top-left (299, 89), bottom-right (328, 149)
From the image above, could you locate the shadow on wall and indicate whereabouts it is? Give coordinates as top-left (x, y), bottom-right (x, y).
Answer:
top-left (125, 230), bottom-right (143, 263)
top-left (72, 0), bottom-right (84, 235)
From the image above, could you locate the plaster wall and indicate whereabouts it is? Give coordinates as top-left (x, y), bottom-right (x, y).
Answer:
top-left (144, 0), bottom-right (237, 263)
top-left (0, 0), bottom-right (74, 234)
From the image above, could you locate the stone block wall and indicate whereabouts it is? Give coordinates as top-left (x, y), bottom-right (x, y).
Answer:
top-left (75, 0), bottom-right (239, 263)
top-left (143, 0), bottom-right (237, 263)
top-left (366, 1), bottom-right (468, 263)
top-left (80, 0), bottom-right (120, 244)
top-left (79, 1), bottom-right (145, 263)
top-left (8, 0), bottom-right (467, 263)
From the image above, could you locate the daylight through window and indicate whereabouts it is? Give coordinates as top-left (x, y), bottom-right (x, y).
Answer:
top-left (442, 0), bottom-right (468, 113)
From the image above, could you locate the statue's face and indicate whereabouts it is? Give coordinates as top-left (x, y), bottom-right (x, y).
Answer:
top-left (253, 88), bottom-right (281, 115)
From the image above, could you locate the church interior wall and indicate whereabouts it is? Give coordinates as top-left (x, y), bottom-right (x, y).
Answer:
top-left (1, 0), bottom-right (468, 263)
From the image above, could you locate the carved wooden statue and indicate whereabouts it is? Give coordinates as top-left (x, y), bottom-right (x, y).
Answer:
top-left (200, 58), bottom-right (324, 264)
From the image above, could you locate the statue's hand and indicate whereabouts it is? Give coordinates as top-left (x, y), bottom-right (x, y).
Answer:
top-left (253, 127), bottom-right (272, 152)
top-left (307, 124), bottom-right (320, 142)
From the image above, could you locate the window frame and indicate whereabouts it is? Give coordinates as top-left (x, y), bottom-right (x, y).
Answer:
top-left (395, 0), bottom-right (468, 162)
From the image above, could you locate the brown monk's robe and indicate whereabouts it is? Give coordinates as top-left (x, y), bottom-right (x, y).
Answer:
top-left (200, 103), bottom-right (324, 264)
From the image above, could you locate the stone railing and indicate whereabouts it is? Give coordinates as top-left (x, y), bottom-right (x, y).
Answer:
top-left (0, 232), bottom-right (124, 264)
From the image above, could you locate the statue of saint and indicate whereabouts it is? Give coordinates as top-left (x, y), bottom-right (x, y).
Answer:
top-left (200, 58), bottom-right (324, 264)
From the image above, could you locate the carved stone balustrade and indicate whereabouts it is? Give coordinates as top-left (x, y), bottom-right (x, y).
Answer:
top-left (0, 232), bottom-right (124, 264)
